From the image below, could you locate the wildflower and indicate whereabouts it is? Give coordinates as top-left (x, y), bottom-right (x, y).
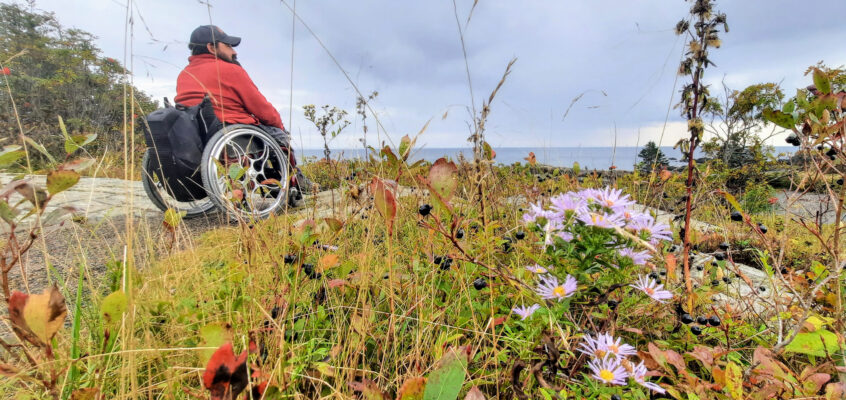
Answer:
top-left (591, 187), bottom-right (635, 211)
top-left (511, 303), bottom-right (541, 320)
top-left (618, 247), bottom-right (651, 266)
top-left (577, 211), bottom-right (624, 229)
top-left (578, 333), bottom-right (636, 360)
top-left (632, 361), bottom-right (666, 393)
top-left (555, 231), bottom-right (574, 242)
top-left (525, 264), bottom-right (549, 274)
top-left (588, 356), bottom-right (629, 386)
top-left (536, 274), bottom-right (578, 301)
top-left (522, 202), bottom-right (555, 223)
top-left (626, 214), bottom-right (673, 243)
top-left (550, 192), bottom-right (587, 215)
top-left (631, 275), bottom-right (673, 303)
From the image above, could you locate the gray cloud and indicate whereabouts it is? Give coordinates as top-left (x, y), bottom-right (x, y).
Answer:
top-left (23, 0), bottom-right (846, 150)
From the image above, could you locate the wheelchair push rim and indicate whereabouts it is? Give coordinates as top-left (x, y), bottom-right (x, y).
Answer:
top-left (141, 149), bottom-right (216, 218)
top-left (201, 125), bottom-right (290, 220)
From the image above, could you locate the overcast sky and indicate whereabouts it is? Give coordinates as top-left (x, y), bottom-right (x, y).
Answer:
top-left (17, 0), bottom-right (846, 150)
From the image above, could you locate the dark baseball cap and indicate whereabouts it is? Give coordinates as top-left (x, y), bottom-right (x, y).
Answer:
top-left (188, 25), bottom-right (241, 50)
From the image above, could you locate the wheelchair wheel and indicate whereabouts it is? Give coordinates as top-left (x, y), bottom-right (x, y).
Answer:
top-left (200, 124), bottom-right (290, 220)
top-left (141, 149), bottom-right (217, 218)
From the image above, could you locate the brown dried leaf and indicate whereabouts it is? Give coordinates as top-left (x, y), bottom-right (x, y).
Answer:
top-left (0, 363), bottom-right (20, 377)
top-left (348, 379), bottom-right (389, 400)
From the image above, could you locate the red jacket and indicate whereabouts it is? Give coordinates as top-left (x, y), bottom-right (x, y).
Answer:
top-left (175, 54), bottom-right (284, 129)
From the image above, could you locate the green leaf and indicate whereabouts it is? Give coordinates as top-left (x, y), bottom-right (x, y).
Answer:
top-left (782, 100), bottom-right (795, 114)
top-left (227, 164), bottom-right (245, 181)
top-left (813, 68), bottom-right (831, 95)
top-left (762, 109), bottom-right (795, 130)
top-left (423, 347), bottom-right (468, 400)
top-left (23, 137), bottom-right (56, 164)
top-left (163, 208), bottom-right (186, 229)
top-left (0, 146), bottom-right (26, 167)
top-left (0, 200), bottom-right (18, 225)
top-left (46, 170), bottom-right (80, 195)
top-left (199, 322), bottom-right (231, 365)
top-left (725, 361), bottom-right (743, 399)
top-left (64, 134), bottom-right (97, 155)
top-left (784, 330), bottom-right (841, 357)
top-left (100, 290), bottom-right (127, 326)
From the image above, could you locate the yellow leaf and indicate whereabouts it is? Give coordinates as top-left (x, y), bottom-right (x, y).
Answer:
top-left (23, 285), bottom-right (67, 345)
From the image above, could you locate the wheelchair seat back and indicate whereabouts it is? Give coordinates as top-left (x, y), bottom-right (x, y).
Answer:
top-left (143, 97), bottom-right (217, 202)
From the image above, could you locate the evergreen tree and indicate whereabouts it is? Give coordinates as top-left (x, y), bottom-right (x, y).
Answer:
top-left (636, 141), bottom-right (668, 173)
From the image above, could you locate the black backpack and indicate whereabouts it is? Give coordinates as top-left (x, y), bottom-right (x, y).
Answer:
top-left (143, 96), bottom-right (219, 202)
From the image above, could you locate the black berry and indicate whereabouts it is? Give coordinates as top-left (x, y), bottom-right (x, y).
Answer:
top-left (611, 395), bottom-right (621, 400)
top-left (714, 253), bottom-right (725, 261)
top-left (780, 268), bottom-right (788, 275)
top-left (284, 254), bottom-right (296, 264)
top-left (418, 204), bottom-right (432, 216)
top-left (759, 286), bottom-right (766, 292)
top-left (719, 242), bottom-right (730, 251)
top-left (722, 277), bottom-right (731, 284)
top-left (708, 315), bottom-right (721, 326)
top-left (433, 255), bottom-right (443, 265)
top-left (758, 224), bottom-right (768, 234)
top-left (607, 300), bottom-right (618, 310)
top-left (456, 228), bottom-right (465, 239)
top-left (515, 231), bottom-right (526, 240)
top-left (440, 257), bottom-right (453, 270)
top-left (838, 178), bottom-right (844, 186)
top-left (648, 272), bottom-right (659, 280)
top-left (696, 265), bottom-right (704, 271)
top-left (691, 326), bottom-right (702, 335)
top-left (473, 277), bottom-right (487, 290)
top-left (696, 316), bottom-right (707, 325)
top-left (730, 211), bottom-right (743, 221)
top-left (711, 279), bottom-right (719, 287)
top-left (681, 313), bottom-right (694, 324)
top-left (302, 263), bottom-right (320, 279)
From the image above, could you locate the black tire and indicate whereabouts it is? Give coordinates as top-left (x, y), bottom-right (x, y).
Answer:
top-left (200, 124), bottom-right (290, 221)
top-left (141, 149), bottom-right (216, 219)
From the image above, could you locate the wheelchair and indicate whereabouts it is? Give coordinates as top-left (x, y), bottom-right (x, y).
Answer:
top-left (142, 115), bottom-right (293, 221)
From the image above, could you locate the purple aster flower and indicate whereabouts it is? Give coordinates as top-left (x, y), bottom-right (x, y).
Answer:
top-left (550, 192), bottom-right (587, 215)
top-left (577, 211), bottom-right (624, 229)
top-left (578, 333), bottom-right (636, 360)
top-left (619, 247), bottom-right (652, 266)
top-left (522, 202), bottom-right (555, 223)
top-left (632, 361), bottom-right (666, 393)
top-left (556, 231), bottom-right (574, 242)
top-left (591, 187), bottom-right (636, 211)
top-left (588, 356), bottom-right (629, 386)
top-left (536, 274), bottom-right (578, 301)
top-left (626, 214), bottom-right (673, 243)
top-left (525, 264), bottom-right (549, 274)
top-left (631, 275), bottom-right (674, 303)
top-left (511, 303), bottom-right (541, 320)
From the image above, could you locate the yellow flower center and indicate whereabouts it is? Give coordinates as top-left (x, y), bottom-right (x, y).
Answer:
top-left (608, 344), bottom-right (620, 354)
top-left (599, 369), bottom-right (615, 382)
top-left (591, 214), bottom-right (603, 223)
top-left (645, 287), bottom-right (655, 296)
top-left (553, 286), bottom-right (567, 297)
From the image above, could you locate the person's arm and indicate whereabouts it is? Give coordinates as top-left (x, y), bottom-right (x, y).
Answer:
top-left (227, 65), bottom-right (284, 129)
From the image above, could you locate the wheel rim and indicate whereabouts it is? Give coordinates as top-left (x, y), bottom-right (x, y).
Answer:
top-left (205, 128), bottom-right (288, 219)
top-left (143, 152), bottom-right (216, 216)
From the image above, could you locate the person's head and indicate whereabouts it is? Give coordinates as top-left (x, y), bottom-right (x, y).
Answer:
top-left (188, 25), bottom-right (240, 63)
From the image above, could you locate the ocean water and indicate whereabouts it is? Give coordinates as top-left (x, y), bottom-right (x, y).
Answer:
top-left (298, 146), bottom-right (799, 170)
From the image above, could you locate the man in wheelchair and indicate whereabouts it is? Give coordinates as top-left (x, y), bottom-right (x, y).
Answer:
top-left (174, 25), bottom-right (312, 204)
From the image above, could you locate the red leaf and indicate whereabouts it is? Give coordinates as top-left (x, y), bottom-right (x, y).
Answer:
top-left (1, 67), bottom-right (9, 76)
top-left (328, 279), bottom-right (348, 289)
top-left (369, 177), bottom-right (397, 234)
top-left (203, 342), bottom-right (249, 400)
